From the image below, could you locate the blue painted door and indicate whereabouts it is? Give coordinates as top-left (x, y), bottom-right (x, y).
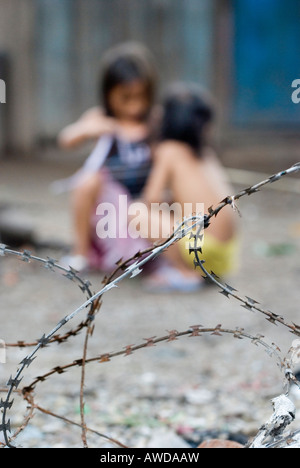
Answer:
top-left (233, 0), bottom-right (300, 127)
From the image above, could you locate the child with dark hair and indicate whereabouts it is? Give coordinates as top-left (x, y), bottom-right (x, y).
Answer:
top-left (159, 83), bottom-right (213, 153)
top-left (57, 42), bottom-right (158, 272)
top-left (142, 83), bottom-right (239, 292)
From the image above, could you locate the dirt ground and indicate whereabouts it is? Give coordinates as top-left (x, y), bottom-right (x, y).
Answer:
top-left (0, 157), bottom-right (300, 448)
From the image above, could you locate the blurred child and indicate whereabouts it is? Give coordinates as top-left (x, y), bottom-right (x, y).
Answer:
top-left (142, 83), bottom-right (239, 292)
top-left (57, 42), bottom-right (158, 272)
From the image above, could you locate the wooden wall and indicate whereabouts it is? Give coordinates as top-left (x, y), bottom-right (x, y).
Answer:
top-left (0, 0), bottom-right (216, 152)
top-left (0, 0), bottom-right (36, 152)
top-left (35, 0), bottom-right (216, 139)
top-left (0, 0), bottom-right (299, 168)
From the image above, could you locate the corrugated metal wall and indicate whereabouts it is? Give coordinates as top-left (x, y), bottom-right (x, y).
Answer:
top-left (1, 0), bottom-right (298, 156)
top-left (0, 0), bottom-right (36, 152)
top-left (35, 0), bottom-right (216, 139)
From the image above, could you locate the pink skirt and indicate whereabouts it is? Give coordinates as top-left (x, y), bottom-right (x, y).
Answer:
top-left (88, 170), bottom-right (150, 273)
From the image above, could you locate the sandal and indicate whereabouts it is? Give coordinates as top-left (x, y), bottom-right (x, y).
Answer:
top-left (60, 254), bottom-right (89, 273)
top-left (143, 264), bottom-right (204, 293)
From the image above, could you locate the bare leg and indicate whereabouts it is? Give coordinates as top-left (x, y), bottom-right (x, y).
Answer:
top-left (149, 207), bottom-right (200, 277)
top-left (134, 200), bottom-right (201, 280)
top-left (162, 244), bottom-right (199, 278)
top-left (71, 172), bottom-right (103, 257)
top-left (141, 140), bottom-right (235, 286)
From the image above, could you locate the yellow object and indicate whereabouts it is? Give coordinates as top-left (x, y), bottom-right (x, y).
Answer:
top-left (290, 223), bottom-right (300, 238)
top-left (179, 233), bottom-right (239, 278)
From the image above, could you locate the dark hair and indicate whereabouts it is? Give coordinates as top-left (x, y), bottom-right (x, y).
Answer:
top-left (160, 83), bottom-right (214, 155)
top-left (99, 42), bottom-right (157, 117)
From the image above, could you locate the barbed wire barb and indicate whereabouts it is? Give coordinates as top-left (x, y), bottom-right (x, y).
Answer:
top-left (0, 162), bottom-right (299, 448)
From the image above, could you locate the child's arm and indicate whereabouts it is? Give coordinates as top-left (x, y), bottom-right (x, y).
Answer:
top-left (142, 146), bottom-right (171, 204)
top-left (57, 107), bottom-right (116, 149)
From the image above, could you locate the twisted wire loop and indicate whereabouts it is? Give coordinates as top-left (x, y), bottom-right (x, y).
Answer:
top-left (0, 162), bottom-right (299, 448)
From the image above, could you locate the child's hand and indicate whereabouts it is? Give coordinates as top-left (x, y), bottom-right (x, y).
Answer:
top-left (58, 107), bottom-right (117, 149)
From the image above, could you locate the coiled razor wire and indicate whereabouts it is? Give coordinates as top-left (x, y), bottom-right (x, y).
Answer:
top-left (0, 162), bottom-right (300, 448)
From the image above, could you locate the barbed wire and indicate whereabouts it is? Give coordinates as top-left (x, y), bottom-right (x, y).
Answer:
top-left (191, 239), bottom-right (300, 337)
top-left (2, 324), bottom-right (299, 448)
top-left (0, 162), bottom-right (299, 448)
top-left (1, 248), bottom-right (100, 349)
top-left (0, 325), bottom-right (290, 448)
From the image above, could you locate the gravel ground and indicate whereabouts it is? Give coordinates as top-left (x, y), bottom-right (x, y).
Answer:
top-left (0, 158), bottom-right (300, 448)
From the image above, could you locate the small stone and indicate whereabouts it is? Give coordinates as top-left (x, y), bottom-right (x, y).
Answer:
top-left (146, 428), bottom-right (190, 449)
top-left (198, 439), bottom-right (244, 449)
top-left (184, 388), bottom-right (214, 406)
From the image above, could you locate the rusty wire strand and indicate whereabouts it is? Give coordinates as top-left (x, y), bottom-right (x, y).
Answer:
top-left (3, 324), bottom-right (297, 448)
top-left (0, 162), bottom-right (299, 448)
top-left (1, 326), bottom-right (289, 448)
top-left (26, 396), bottom-right (129, 449)
top-left (23, 326), bottom-right (285, 390)
top-left (2, 250), bottom-right (97, 348)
